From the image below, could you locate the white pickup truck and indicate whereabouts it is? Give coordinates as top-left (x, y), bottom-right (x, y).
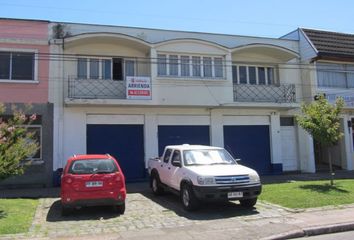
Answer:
top-left (148, 144), bottom-right (262, 211)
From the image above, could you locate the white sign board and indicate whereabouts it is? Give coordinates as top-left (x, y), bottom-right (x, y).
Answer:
top-left (126, 76), bottom-right (151, 100)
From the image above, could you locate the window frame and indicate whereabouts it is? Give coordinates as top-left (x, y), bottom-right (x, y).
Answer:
top-left (0, 48), bottom-right (38, 83)
top-left (316, 62), bottom-right (354, 89)
top-left (77, 57), bottom-right (137, 80)
top-left (25, 125), bottom-right (42, 161)
top-left (232, 64), bottom-right (277, 85)
top-left (156, 52), bottom-right (225, 80)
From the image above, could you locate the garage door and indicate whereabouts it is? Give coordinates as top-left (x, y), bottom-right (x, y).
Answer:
top-left (87, 124), bottom-right (145, 182)
top-left (224, 125), bottom-right (271, 174)
top-left (158, 126), bottom-right (210, 155)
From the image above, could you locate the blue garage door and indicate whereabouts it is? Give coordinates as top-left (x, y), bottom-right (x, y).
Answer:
top-left (158, 126), bottom-right (210, 155)
top-left (87, 124), bottom-right (145, 182)
top-left (224, 125), bottom-right (271, 174)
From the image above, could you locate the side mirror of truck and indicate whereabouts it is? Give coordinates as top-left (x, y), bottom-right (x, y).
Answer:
top-left (172, 159), bottom-right (181, 167)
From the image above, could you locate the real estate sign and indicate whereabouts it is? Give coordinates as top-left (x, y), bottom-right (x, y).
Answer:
top-left (126, 76), bottom-right (151, 100)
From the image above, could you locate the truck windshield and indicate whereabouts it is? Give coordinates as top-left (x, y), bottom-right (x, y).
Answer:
top-left (183, 149), bottom-right (236, 166)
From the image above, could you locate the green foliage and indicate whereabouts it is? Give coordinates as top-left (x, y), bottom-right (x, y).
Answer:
top-left (296, 95), bottom-right (344, 147)
top-left (0, 103), bottom-right (39, 180)
top-left (259, 180), bottom-right (354, 208)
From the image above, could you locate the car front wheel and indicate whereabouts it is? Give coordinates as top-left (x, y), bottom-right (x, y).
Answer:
top-left (180, 184), bottom-right (199, 211)
top-left (239, 198), bottom-right (257, 208)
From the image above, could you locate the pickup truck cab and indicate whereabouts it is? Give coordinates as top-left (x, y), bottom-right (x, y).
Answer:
top-left (148, 144), bottom-right (262, 211)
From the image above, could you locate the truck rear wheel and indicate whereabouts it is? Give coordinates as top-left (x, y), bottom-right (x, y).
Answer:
top-left (180, 184), bottom-right (199, 211)
top-left (151, 174), bottom-right (164, 195)
top-left (239, 198), bottom-right (257, 208)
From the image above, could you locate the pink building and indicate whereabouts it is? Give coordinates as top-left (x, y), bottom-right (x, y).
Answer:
top-left (0, 18), bottom-right (53, 188)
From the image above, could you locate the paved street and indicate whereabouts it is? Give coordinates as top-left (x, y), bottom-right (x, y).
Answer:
top-left (1, 176), bottom-right (354, 240)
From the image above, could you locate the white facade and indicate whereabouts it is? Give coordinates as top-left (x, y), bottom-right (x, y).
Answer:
top-left (49, 22), bottom-right (316, 179)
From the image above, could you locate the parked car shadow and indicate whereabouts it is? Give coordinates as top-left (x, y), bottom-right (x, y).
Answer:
top-left (140, 190), bottom-right (260, 221)
top-left (46, 200), bottom-right (122, 222)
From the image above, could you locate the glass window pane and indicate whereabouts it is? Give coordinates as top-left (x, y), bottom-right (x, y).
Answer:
top-left (89, 59), bottom-right (99, 79)
top-left (192, 56), bottom-right (201, 77)
top-left (347, 64), bottom-right (354, 88)
top-left (239, 66), bottom-right (247, 84)
top-left (125, 60), bottom-right (135, 77)
top-left (0, 52), bottom-right (10, 79)
top-left (267, 67), bottom-right (274, 85)
top-left (232, 65), bottom-right (238, 83)
top-left (214, 57), bottom-right (223, 78)
top-left (77, 58), bottom-right (87, 79)
top-left (102, 59), bottom-right (111, 79)
top-left (203, 57), bottom-right (212, 77)
top-left (181, 56), bottom-right (190, 77)
top-left (12, 52), bottom-right (34, 80)
top-left (169, 55), bottom-right (178, 76)
top-left (157, 54), bottom-right (167, 76)
top-left (249, 66), bottom-right (256, 84)
top-left (317, 63), bottom-right (346, 88)
top-left (258, 67), bottom-right (266, 85)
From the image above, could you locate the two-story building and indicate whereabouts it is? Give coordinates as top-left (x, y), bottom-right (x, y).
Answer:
top-left (282, 28), bottom-right (354, 172)
top-left (49, 22), bottom-right (316, 182)
top-left (0, 18), bottom-right (53, 187)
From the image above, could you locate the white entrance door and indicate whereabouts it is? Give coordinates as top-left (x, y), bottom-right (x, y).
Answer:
top-left (280, 126), bottom-right (299, 171)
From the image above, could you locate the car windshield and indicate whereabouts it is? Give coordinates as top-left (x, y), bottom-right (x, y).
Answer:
top-left (68, 159), bottom-right (118, 174)
top-left (183, 149), bottom-right (236, 166)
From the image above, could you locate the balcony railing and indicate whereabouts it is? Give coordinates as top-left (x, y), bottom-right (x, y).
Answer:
top-left (233, 83), bottom-right (296, 103)
top-left (68, 77), bottom-right (127, 99)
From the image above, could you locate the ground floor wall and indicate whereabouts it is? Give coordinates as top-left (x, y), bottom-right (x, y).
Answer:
top-left (0, 103), bottom-right (54, 188)
top-left (54, 106), bottom-right (317, 181)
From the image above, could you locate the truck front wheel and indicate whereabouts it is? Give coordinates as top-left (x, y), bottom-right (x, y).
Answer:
top-left (180, 184), bottom-right (199, 211)
top-left (151, 174), bottom-right (164, 195)
top-left (239, 198), bottom-right (257, 208)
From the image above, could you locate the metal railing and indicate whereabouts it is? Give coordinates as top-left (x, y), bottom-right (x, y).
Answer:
top-left (233, 83), bottom-right (296, 103)
top-left (68, 77), bottom-right (127, 99)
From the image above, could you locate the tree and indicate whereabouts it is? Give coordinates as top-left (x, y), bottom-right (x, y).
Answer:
top-left (0, 103), bottom-right (39, 180)
top-left (296, 95), bottom-right (344, 185)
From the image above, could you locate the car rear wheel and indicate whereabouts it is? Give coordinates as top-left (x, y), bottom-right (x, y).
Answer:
top-left (180, 184), bottom-right (199, 211)
top-left (239, 198), bottom-right (257, 208)
top-left (113, 202), bottom-right (125, 215)
top-left (151, 174), bottom-right (164, 195)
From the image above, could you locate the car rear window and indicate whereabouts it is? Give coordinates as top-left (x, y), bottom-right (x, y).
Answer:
top-left (68, 158), bottom-right (118, 174)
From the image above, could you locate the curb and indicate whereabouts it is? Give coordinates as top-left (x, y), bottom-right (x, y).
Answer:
top-left (264, 222), bottom-right (354, 240)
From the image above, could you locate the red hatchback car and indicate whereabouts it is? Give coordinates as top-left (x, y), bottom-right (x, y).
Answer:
top-left (61, 154), bottom-right (126, 216)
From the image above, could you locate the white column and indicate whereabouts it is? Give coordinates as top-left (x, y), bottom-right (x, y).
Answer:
top-left (270, 112), bottom-right (281, 165)
top-left (210, 109), bottom-right (223, 147)
top-left (297, 126), bottom-right (316, 173)
top-left (225, 51), bottom-right (233, 82)
top-left (50, 40), bottom-right (65, 170)
top-left (144, 113), bottom-right (158, 168)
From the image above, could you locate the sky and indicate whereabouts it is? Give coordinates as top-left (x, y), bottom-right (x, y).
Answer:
top-left (0, 0), bottom-right (353, 38)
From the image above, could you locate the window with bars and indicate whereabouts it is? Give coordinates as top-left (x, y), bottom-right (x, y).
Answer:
top-left (157, 53), bottom-right (225, 79)
top-left (232, 65), bottom-right (276, 85)
top-left (0, 51), bottom-right (35, 81)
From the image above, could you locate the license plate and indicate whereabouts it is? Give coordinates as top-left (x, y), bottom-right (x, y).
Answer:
top-left (228, 191), bottom-right (243, 198)
top-left (85, 181), bottom-right (103, 187)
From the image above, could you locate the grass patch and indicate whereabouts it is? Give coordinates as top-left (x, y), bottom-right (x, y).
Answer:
top-left (259, 179), bottom-right (354, 209)
top-left (0, 198), bottom-right (38, 235)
